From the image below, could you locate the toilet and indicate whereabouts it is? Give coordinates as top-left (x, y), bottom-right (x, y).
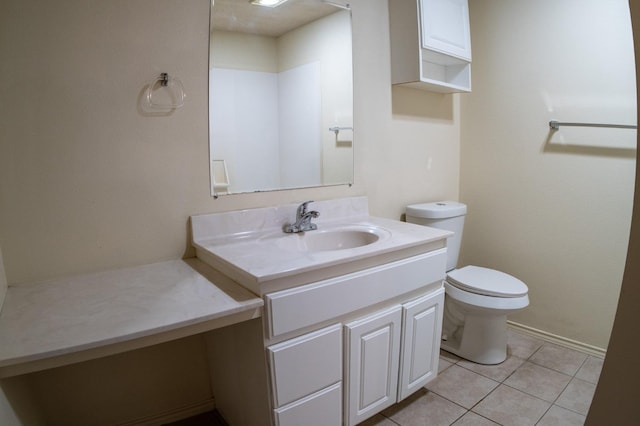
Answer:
top-left (406, 201), bottom-right (529, 365)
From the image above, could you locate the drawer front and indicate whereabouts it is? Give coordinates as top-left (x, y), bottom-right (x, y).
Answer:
top-left (265, 249), bottom-right (446, 337)
top-left (268, 324), bottom-right (342, 408)
top-left (273, 382), bottom-right (342, 426)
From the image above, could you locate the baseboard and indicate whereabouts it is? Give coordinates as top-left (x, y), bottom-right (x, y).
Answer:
top-left (508, 321), bottom-right (607, 359)
top-left (115, 398), bottom-right (216, 426)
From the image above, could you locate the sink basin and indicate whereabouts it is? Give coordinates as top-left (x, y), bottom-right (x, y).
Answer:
top-left (191, 197), bottom-right (454, 294)
top-left (267, 225), bottom-right (391, 253)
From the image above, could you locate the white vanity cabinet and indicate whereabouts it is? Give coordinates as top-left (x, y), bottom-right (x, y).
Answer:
top-left (344, 288), bottom-right (444, 426)
top-left (263, 249), bottom-right (447, 426)
top-left (191, 199), bottom-right (453, 426)
top-left (389, 0), bottom-right (472, 93)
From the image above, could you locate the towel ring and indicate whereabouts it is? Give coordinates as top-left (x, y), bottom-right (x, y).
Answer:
top-left (145, 73), bottom-right (186, 109)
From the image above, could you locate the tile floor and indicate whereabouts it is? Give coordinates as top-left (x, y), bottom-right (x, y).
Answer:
top-left (171, 329), bottom-right (602, 426)
top-left (362, 329), bottom-right (603, 426)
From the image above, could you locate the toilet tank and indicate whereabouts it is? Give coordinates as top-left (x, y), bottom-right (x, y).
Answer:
top-left (406, 201), bottom-right (467, 272)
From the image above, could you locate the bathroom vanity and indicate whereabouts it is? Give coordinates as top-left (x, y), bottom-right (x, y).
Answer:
top-left (0, 197), bottom-right (450, 425)
top-left (191, 197), bottom-right (451, 426)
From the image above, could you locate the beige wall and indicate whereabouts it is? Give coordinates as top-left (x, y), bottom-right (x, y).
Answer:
top-left (0, 246), bottom-right (6, 312)
top-left (0, 0), bottom-right (459, 286)
top-left (0, 246), bottom-right (21, 426)
top-left (210, 31), bottom-right (278, 73)
top-left (460, 0), bottom-right (636, 350)
top-left (0, 0), bottom-right (460, 423)
top-left (1, 0), bottom-right (637, 422)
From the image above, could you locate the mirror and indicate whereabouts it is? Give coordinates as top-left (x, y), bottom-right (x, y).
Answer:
top-left (209, 0), bottom-right (354, 196)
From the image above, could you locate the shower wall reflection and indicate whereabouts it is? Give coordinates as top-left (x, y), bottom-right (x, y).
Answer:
top-left (209, 4), bottom-right (353, 195)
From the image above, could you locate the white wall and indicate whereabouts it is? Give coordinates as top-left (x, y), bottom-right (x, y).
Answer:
top-left (460, 0), bottom-right (636, 350)
top-left (210, 63), bottom-right (323, 192)
top-left (278, 62), bottom-right (323, 188)
top-left (279, 10), bottom-right (354, 185)
top-left (210, 67), bottom-right (282, 191)
top-left (0, 0), bottom-right (460, 423)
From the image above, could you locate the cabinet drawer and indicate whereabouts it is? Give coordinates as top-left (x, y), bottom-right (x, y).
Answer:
top-left (273, 382), bottom-right (342, 426)
top-left (268, 324), bottom-right (342, 408)
top-left (265, 249), bottom-right (446, 337)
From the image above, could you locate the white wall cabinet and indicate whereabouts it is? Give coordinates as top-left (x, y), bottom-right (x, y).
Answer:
top-left (389, 0), bottom-right (472, 93)
top-left (420, 0), bottom-right (471, 61)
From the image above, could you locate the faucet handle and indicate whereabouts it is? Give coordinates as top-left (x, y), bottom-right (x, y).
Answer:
top-left (298, 200), bottom-right (314, 215)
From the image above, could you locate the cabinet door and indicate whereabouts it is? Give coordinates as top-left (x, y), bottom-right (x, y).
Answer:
top-left (344, 306), bottom-right (402, 426)
top-left (420, 0), bottom-right (471, 61)
top-left (398, 288), bottom-right (445, 401)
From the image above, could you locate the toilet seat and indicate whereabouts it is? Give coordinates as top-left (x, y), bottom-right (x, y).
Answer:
top-left (447, 266), bottom-right (528, 298)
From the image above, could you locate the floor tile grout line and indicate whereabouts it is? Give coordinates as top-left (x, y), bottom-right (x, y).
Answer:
top-left (378, 412), bottom-right (401, 426)
top-left (434, 334), bottom-right (595, 425)
top-left (528, 342), bottom-right (594, 416)
top-left (447, 410), bottom-right (467, 426)
top-left (426, 386), bottom-right (476, 412)
top-left (466, 410), bottom-right (506, 426)
top-left (520, 340), bottom-right (596, 419)
top-left (534, 404), bottom-right (555, 426)
top-left (454, 356), bottom-right (526, 383)
top-left (426, 376), bottom-right (505, 423)
top-left (518, 340), bottom-right (596, 420)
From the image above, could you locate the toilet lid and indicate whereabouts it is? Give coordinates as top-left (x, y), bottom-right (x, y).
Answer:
top-left (446, 266), bottom-right (528, 298)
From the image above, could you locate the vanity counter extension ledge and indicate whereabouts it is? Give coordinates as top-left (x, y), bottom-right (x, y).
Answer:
top-left (0, 258), bottom-right (263, 378)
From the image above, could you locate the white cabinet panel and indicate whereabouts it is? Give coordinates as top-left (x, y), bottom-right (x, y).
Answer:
top-left (268, 324), bottom-right (342, 408)
top-left (398, 288), bottom-right (445, 401)
top-left (389, 0), bottom-right (471, 92)
top-left (274, 382), bottom-right (342, 426)
top-left (420, 0), bottom-right (471, 61)
top-left (266, 249), bottom-right (446, 337)
top-left (344, 306), bottom-right (402, 426)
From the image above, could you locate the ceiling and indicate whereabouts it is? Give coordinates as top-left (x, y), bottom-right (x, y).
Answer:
top-left (211, 0), bottom-right (342, 37)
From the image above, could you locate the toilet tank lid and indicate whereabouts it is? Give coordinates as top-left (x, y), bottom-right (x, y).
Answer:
top-left (406, 201), bottom-right (467, 219)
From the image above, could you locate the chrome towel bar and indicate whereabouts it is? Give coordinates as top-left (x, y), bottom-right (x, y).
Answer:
top-left (549, 120), bottom-right (637, 130)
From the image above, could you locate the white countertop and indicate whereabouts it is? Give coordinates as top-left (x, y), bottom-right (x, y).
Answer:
top-left (0, 258), bottom-right (263, 377)
top-left (191, 197), bottom-right (452, 293)
top-left (195, 216), bottom-right (450, 282)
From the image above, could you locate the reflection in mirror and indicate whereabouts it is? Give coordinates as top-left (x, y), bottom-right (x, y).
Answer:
top-left (209, 0), bottom-right (353, 196)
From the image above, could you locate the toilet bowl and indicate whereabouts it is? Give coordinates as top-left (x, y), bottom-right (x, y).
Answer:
top-left (406, 202), bottom-right (529, 365)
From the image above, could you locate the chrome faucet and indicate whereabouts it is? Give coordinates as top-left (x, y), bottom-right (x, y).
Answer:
top-left (284, 201), bottom-right (320, 233)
